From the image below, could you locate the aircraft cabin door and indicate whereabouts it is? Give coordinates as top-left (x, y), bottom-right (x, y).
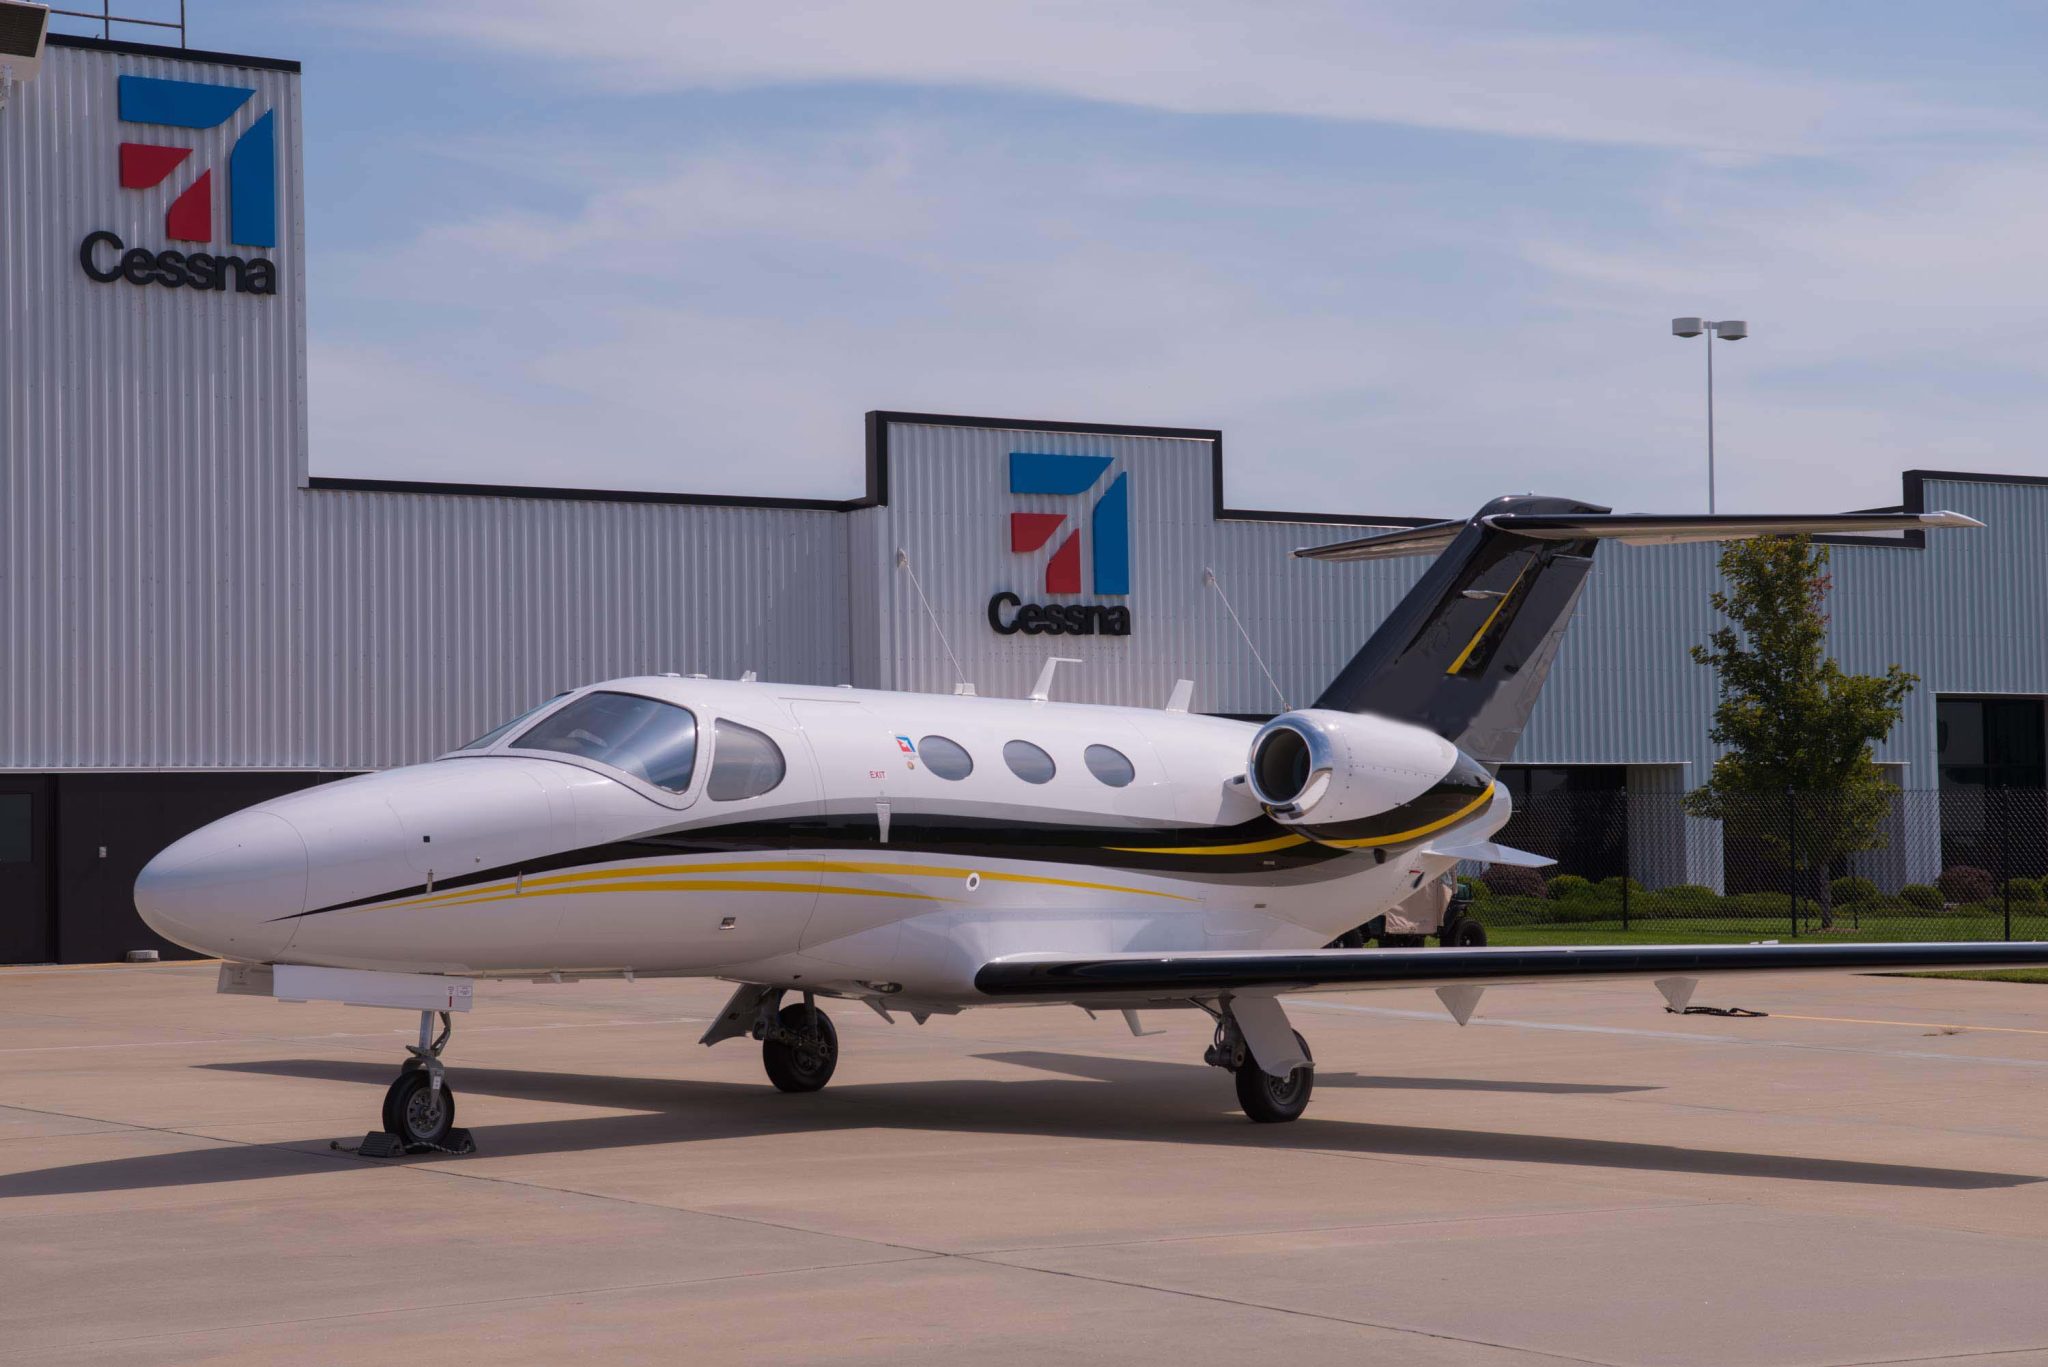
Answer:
top-left (786, 700), bottom-right (915, 963)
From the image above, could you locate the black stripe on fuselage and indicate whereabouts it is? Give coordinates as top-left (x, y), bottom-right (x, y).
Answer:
top-left (278, 813), bottom-right (1354, 920)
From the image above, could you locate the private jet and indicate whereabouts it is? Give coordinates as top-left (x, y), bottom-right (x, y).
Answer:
top-left (136, 497), bottom-right (2048, 1148)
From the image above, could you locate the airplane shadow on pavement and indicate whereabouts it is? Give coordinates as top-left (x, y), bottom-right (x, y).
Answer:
top-left (0, 1051), bottom-right (2039, 1198)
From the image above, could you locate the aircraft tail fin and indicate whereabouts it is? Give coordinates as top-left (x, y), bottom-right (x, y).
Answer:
top-left (1296, 500), bottom-right (1982, 770)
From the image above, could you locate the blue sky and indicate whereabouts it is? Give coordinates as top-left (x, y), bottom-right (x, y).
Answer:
top-left (133, 2), bottom-right (2048, 513)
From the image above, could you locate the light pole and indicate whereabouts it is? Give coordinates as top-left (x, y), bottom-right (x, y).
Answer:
top-left (1671, 317), bottom-right (1748, 512)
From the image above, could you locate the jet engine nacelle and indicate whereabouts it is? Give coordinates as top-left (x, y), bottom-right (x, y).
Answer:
top-left (1244, 708), bottom-right (1486, 842)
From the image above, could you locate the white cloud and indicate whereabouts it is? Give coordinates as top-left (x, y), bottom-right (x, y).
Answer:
top-left (305, 11), bottom-right (2048, 515)
top-left (347, 0), bottom-right (2035, 159)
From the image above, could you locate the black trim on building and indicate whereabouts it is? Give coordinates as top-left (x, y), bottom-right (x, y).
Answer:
top-left (46, 31), bottom-right (302, 73)
top-left (308, 410), bottom-right (1440, 527)
top-left (303, 415), bottom-right (2046, 541)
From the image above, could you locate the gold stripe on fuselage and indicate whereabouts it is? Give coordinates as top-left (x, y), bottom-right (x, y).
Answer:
top-left (325, 856), bottom-right (1199, 917)
top-left (1104, 834), bottom-right (1311, 856)
top-left (1320, 788), bottom-right (1494, 849)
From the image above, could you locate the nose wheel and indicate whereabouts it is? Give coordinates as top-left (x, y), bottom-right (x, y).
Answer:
top-left (354, 1010), bottom-right (474, 1157)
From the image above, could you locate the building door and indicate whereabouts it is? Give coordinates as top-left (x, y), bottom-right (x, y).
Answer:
top-left (0, 776), bottom-right (54, 964)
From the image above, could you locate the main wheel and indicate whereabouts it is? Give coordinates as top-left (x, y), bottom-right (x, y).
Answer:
top-left (763, 1003), bottom-right (838, 1093)
top-left (1446, 916), bottom-right (1488, 947)
top-left (382, 1070), bottom-right (457, 1148)
top-left (1234, 1030), bottom-right (1314, 1123)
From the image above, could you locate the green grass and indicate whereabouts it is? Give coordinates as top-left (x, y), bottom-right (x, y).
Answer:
top-left (1482, 914), bottom-right (2042, 948)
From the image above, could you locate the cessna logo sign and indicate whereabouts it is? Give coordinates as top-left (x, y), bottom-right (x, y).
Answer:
top-left (77, 75), bottom-right (278, 296)
top-left (988, 452), bottom-right (1133, 637)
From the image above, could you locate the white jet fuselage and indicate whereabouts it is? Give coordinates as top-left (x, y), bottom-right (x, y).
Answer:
top-left (136, 677), bottom-right (1508, 1005)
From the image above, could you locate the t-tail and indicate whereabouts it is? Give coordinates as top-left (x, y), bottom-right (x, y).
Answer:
top-left (1295, 497), bottom-right (1986, 772)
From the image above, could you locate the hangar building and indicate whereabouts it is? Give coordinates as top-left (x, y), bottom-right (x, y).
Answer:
top-left (4, 33), bottom-right (2046, 962)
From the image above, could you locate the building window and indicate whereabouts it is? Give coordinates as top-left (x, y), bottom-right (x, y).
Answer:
top-left (514, 691), bottom-right (699, 793)
top-left (919, 735), bottom-right (973, 781)
top-left (1002, 740), bottom-right (1056, 784)
top-left (706, 720), bottom-right (787, 800)
top-left (0, 795), bottom-right (28, 864)
top-left (1938, 697), bottom-right (2046, 789)
top-left (1083, 744), bottom-right (1135, 787)
top-left (1493, 765), bottom-right (1627, 884)
top-left (1937, 697), bottom-right (2046, 875)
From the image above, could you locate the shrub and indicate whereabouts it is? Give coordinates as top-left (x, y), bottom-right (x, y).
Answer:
top-left (1461, 877), bottom-right (1492, 901)
top-left (1546, 899), bottom-right (1618, 924)
top-left (1547, 874), bottom-right (1593, 900)
top-left (1661, 884), bottom-right (1719, 908)
top-left (1597, 875), bottom-right (1644, 897)
top-left (1723, 891), bottom-right (1822, 921)
top-left (1938, 866), bottom-right (1995, 904)
top-left (1830, 876), bottom-right (1879, 906)
top-left (2006, 877), bottom-right (2045, 902)
top-left (1900, 883), bottom-right (1943, 910)
top-left (1483, 866), bottom-right (1547, 899)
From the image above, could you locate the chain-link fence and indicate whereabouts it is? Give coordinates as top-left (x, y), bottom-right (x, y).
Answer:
top-left (1469, 787), bottom-right (2048, 943)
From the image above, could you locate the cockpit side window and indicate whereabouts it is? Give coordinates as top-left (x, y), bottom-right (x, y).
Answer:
top-left (512, 691), bottom-right (699, 793)
top-left (707, 719), bottom-right (787, 800)
top-left (457, 693), bottom-right (568, 751)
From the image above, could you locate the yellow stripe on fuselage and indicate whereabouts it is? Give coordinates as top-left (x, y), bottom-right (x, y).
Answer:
top-left (391, 878), bottom-right (950, 913)
top-left (1321, 788), bottom-right (1495, 849)
top-left (1104, 834), bottom-right (1311, 856)
top-left (329, 855), bottom-right (1198, 916)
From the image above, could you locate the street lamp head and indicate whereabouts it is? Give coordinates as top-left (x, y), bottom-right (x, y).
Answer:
top-left (1671, 316), bottom-right (1704, 338)
top-left (1712, 319), bottom-right (1748, 341)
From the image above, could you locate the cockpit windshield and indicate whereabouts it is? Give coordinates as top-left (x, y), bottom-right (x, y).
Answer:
top-left (510, 691), bottom-right (699, 793)
top-left (456, 694), bottom-right (568, 752)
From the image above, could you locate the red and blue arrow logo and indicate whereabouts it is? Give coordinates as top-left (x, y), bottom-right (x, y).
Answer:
top-left (115, 75), bottom-right (275, 249)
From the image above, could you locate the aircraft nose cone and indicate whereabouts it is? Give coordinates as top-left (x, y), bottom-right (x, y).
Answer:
top-left (135, 810), bottom-right (308, 959)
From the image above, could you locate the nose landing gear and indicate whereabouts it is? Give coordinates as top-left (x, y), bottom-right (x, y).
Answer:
top-left (356, 1010), bottom-right (475, 1157)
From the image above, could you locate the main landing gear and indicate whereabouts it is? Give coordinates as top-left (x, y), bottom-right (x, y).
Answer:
top-left (700, 985), bottom-right (840, 1093)
top-left (1204, 998), bottom-right (1315, 1123)
top-left (358, 1010), bottom-right (474, 1156)
top-left (761, 994), bottom-right (839, 1093)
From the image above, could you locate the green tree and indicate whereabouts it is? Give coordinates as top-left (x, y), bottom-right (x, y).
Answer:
top-left (1683, 536), bottom-right (1914, 928)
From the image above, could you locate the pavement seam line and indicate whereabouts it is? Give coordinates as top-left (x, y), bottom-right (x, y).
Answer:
top-left (961, 1199), bottom-right (1714, 1256)
top-left (28, 1252), bottom-right (949, 1353)
top-left (955, 1254), bottom-right (1625, 1366)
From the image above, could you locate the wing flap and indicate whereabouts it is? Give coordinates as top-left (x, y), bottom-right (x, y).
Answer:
top-left (975, 941), bottom-right (2048, 998)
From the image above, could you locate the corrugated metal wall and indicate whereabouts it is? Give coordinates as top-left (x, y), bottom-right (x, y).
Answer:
top-left (299, 492), bottom-right (848, 768)
top-left (866, 420), bottom-right (1423, 712)
top-left (2, 43), bottom-right (307, 768)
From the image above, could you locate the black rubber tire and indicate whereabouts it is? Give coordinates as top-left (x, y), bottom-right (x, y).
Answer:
top-left (1327, 928), bottom-right (1367, 949)
top-left (763, 1003), bottom-right (838, 1093)
top-left (1446, 917), bottom-right (1488, 947)
top-left (1234, 1030), bottom-right (1314, 1123)
top-left (381, 1070), bottom-right (457, 1148)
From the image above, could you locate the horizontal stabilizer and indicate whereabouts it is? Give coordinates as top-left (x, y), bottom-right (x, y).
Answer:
top-left (1426, 840), bottom-right (1554, 868)
top-left (975, 940), bottom-right (2048, 998)
top-left (1296, 510), bottom-right (1982, 562)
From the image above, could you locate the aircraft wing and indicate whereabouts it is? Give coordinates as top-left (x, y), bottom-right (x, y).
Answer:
top-left (975, 941), bottom-right (2048, 999)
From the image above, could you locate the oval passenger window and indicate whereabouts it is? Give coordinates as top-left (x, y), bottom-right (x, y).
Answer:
top-left (706, 719), bottom-right (787, 800)
top-left (919, 735), bottom-right (974, 781)
top-left (1084, 744), bottom-right (1135, 787)
top-left (1002, 740), bottom-right (1056, 784)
